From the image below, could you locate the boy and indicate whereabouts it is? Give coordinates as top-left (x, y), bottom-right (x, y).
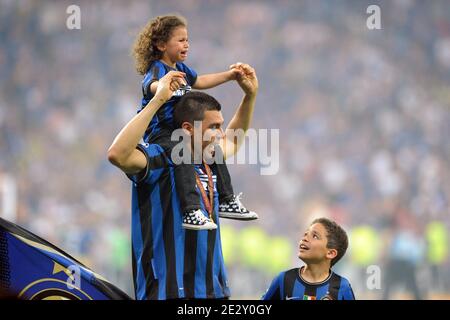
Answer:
top-left (262, 218), bottom-right (355, 300)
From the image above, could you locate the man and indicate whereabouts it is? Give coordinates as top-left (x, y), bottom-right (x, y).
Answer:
top-left (107, 63), bottom-right (258, 299)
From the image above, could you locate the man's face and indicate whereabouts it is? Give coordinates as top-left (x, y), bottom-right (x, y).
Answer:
top-left (193, 110), bottom-right (224, 158)
top-left (298, 223), bottom-right (332, 264)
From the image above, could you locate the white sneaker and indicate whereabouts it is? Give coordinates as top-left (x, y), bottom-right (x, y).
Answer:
top-left (182, 209), bottom-right (217, 230)
top-left (219, 193), bottom-right (258, 220)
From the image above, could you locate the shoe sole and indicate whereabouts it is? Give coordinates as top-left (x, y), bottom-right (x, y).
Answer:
top-left (182, 223), bottom-right (217, 230)
top-left (218, 212), bottom-right (259, 221)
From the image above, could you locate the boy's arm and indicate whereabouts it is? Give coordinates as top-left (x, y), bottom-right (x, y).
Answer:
top-left (108, 71), bottom-right (185, 174)
top-left (220, 63), bottom-right (258, 159)
top-left (192, 68), bottom-right (241, 90)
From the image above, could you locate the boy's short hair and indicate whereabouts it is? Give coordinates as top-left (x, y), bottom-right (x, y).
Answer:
top-left (173, 91), bottom-right (222, 128)
top-left (311, 218), bottom-right (348, 267)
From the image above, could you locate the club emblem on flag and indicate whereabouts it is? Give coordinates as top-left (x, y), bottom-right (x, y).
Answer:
top-left (0, 217), bottom-right (131, 300)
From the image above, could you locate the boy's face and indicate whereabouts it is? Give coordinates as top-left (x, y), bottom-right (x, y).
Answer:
top-left (160, 26), bottom-right (189, 64)
top-left (298, 223), bottom-right (337, 266)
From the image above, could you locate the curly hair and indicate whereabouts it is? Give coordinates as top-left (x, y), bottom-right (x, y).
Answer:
top-left (311, 218), bottom-right (349, 267)
top-left (132, 15), bottom-right (187, 75)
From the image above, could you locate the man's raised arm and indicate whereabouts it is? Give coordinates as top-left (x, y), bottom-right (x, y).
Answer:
top-left (107, 71), bottom-right (185, 174)
top-left (220, 63), bottom-right (258, 159)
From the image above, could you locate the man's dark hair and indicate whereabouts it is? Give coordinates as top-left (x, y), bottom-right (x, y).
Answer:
top-left (311, 218), bottom-right (349, 267)
top-left (173, 91), bottom-right (222, 128)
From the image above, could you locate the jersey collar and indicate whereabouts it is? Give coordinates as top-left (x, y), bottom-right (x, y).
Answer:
top-left (297, 266), bottom-right (333, 286)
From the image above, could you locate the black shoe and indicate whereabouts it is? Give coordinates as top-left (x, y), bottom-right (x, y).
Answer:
top-left (219, 193), bottom-right (258, 220)
top-left (182, 209), bottom-right (217, 230)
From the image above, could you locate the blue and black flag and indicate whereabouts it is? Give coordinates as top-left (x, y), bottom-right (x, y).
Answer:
top-left (0, 217), bottom-right (131, 300)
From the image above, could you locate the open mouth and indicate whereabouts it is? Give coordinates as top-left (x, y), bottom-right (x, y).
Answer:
top-left (299, 243), bottom-right (309, 251)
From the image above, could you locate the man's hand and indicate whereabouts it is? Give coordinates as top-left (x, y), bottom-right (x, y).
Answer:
top-left (155, 71), bottom-right (186, 102)
top-left (227, 65), bottom-right (244, 81)
top-left (220, 63), bottom-right (258, 160)
top-left (229, 63), bottom-right (258, 96)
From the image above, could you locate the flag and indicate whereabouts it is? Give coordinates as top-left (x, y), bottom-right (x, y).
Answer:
top-left (0, 217), bottom-right (132, 300)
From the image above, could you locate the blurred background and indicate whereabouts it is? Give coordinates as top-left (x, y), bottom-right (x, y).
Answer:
top-left (1, 0), bottom-right (449, 299)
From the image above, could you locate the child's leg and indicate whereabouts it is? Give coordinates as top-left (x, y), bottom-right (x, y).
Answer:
top-left (152, 130), bottom-right (216, 230)
top-left (152, 132), bottom-right (200, 212)
top-left (173, 162), bottom-right (201, 212)
top-left (210, 145), bottom-right (234, 203)
top-left (211, 145), bottom-right (258, 221)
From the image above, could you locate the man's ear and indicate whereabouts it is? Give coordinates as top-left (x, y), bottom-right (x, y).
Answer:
top-left (326, 248), bottom-right (338, 261)
top-left (181, 122), bottom-right (193, 136)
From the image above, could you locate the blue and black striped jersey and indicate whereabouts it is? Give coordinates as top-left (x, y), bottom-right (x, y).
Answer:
top-left (128, 142), bottom-right (230, 300)
top-left (262, 267), bottom-right (355, 300)
top-left (140, 60), bottom-right (197, 139)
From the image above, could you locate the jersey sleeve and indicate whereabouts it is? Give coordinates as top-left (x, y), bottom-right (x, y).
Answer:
top-left (261, 272), bottom-right (284, 300)
top-left (178, 62), bottom-right (198, 86)
top-left (339, 279), bottom-right (356, 300)
top-left (126, 142), bottom-right (168, 185)
top-left (142, 62), bottom-right (166, 99)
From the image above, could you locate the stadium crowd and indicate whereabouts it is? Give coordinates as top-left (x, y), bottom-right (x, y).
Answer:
top-left (1, 0), bottom-right (449, 298)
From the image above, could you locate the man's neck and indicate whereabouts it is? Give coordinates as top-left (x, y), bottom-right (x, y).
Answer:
top-left (300, 263), bottom-right (331, 284)
top-left (188, 143), bottom-right (204, 165)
